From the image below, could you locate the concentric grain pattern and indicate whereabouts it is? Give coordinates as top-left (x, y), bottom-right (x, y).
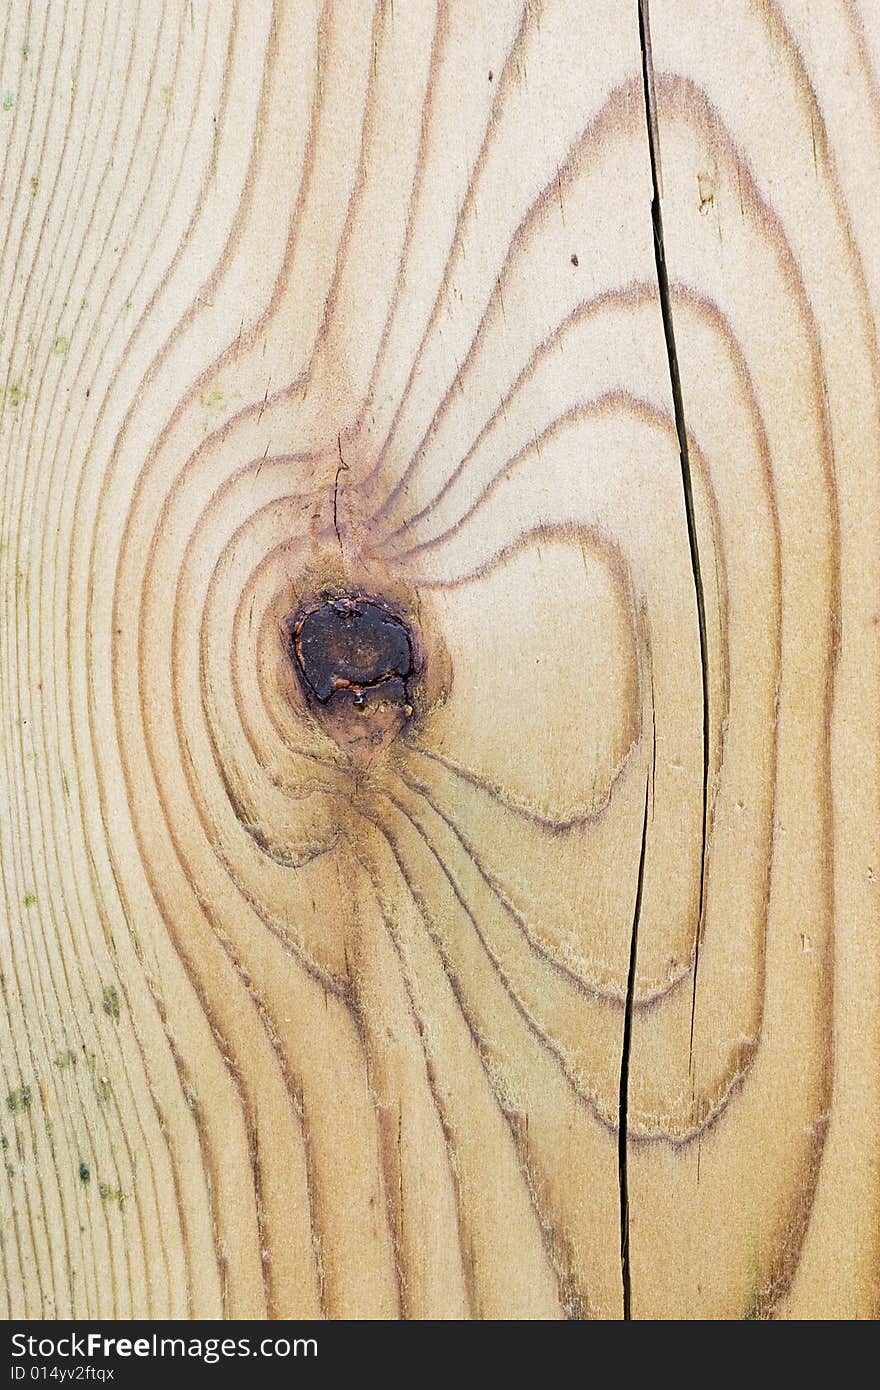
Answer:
top-left (623, 0), bottom-right (880, 1320)
top-left (0, 0), bottom-right (877, 1321)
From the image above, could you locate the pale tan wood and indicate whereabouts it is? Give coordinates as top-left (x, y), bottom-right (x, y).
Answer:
top-left (628, 0), bottom-right (880, 1320)
top-left (0, 0), bottom-right (876, 1320)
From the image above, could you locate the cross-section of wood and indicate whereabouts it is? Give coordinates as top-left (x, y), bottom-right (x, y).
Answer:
top-left (0, 0), bottom-right (877, 1320)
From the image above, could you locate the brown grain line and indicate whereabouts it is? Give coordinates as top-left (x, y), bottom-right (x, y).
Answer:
top-left (379, 285), bottom-right (662, 553)
top-left (177, 518), bottom-right (351, 996)
top-left (74, 2), bottom-right (268, 1314)
top-left (353, 804), bottom-right (577, 1318)
top-left (104, 0), bottom-right (382, 493)
top-left (24, 7), bottom-right (166, 1316)
top-left (26, 2), bottom-right (199, 1317)
top-left (0, 0), bottom-right (127, 1317)
top-left (44, 2), bottom-right (211, 1315)
top-left (353, 848), bottom-right (478, 1318)
top-left (7, 0), bottom-right (209, 1312)
top-left (357, 0), bottom-right (450, 428)
top-left (356, 0), bottom-right (536, 503)
top-left (367, 79), bottom-right (647, 530)
top-left (0, 0), bottom-right (107, 1316)
top-left (386, 779), bottom-right (757, 1146)
top-left (343, 947), bottom-right (410, 1319)
top-left (399, 765), bottom-right (681, 1011)
top-left (202, 911), bottom-right (329, 1321)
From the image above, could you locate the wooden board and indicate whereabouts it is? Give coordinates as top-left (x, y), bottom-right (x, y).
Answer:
top-left (0, 0), bottom-right (876, 1319)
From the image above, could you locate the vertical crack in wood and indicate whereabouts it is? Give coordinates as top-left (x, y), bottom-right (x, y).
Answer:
top-left (637, 0), bottom-right (710, 1075)
top-left (333, 433), bottom-right (349, 559)
top-left (618, 777), bottom-right (650, 1320)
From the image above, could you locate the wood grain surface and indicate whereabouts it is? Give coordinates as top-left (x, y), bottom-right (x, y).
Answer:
top-left (0, 0), bottom-right (877, 1320)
